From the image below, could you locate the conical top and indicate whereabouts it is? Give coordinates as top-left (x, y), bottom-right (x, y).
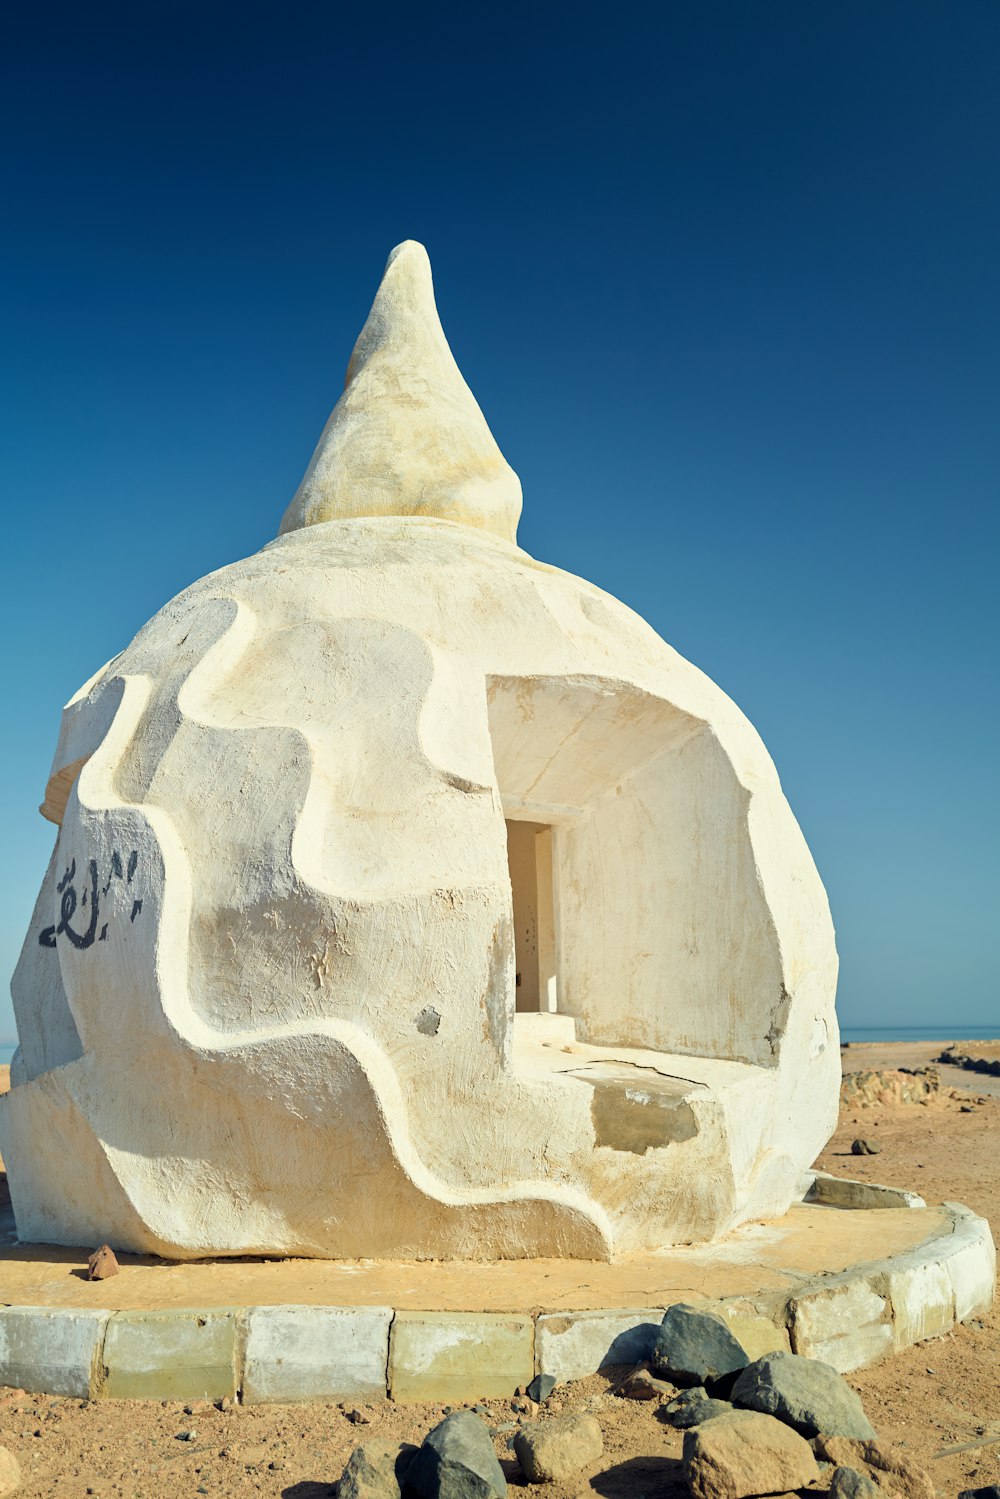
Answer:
top-left (279, 242), bottom-right (522, 542)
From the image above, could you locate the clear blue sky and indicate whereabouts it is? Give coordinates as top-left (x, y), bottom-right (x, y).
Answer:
top-left (2, 2), bottom-right (997, 1042)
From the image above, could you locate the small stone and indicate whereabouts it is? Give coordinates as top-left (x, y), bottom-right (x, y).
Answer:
top-left (526, 1373), bottom-right (556, 1403)
top-left (961, 1104), bottom-right (976, 1113)
top-left (406, 1411), bottom-right (506, 1499)
top-left (851, 1138), bottom-right (881, 1155)
top-left (663, 1387), bottom-right (732, 1428)
top-left (813, 1437), bottom-right (934, 1499)
top-left (346, 1407), bottom-right (372, 1424)
top-left (619, 1368), bottom-right (674, 1401)
top-left (652, 1303), bottom-right (749, 1390)
top-left (0, 1446), bottom-right (21, 1499)
top-left (683, 1409), bottom-right (819, 1499)
top-left (176, 1430), bottom-right (197, 1442)
top-left (268, 1458), bottom-right (285, 1471)
top-left (339, 1440), bottom-right (418, 1499)
top-left (830, 1467), bottom-right (882, 1498)
top-left (731, 1351), bottom-right (876, 1439)
top-left (86, 1243), bottom-right (120, 1280)
top-left (513, 1413), bottom-right (603, 1484)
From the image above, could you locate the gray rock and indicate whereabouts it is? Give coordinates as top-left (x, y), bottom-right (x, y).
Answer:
top-left (663, 1387), bottom-right (732, 1429)
top-left (340, 1442), bottom-right (418, 1499)
top-left (830, 1466), bottom-right (882, 1499)
top-left (651, 1303), bottom-right (749, 1389)
top-left (851, 1138), bottom-right (881, 1155)
top-left (526, 1373), bottom-right (556, 1403)
top-left (958, 1490), bottom-right (1000, 1499)
top-left (405, 1411), bottom-right (507, 1499)
top-left (730, 1351), bottom-right (876, 1439)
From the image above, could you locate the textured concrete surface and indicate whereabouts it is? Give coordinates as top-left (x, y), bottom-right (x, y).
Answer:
top-left (0, 1307), bottom-right (107, 1398)
top-left (100, 1310), bottom-right (237, 1401)
top-left (536, 1308), bottom-right (665, 1381)
top-left (389, 1313), bottom-right (534, 1402)
top-left (241, 1305), bottom-right (391, 1404)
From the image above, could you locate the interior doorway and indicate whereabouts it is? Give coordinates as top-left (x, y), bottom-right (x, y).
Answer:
top-left (505, 820), bottom-right (558, 1013)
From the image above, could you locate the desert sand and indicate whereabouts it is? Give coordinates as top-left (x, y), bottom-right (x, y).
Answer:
top-left (0, 1044), bottom-right (998, 1498)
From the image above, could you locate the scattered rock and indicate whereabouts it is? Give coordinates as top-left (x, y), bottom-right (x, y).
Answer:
top-left (0, 1446), bottom-right (21, 1499)
top-left (731, 1352), bottom-right (876, 1439)
top-left (619, 1368), bottom-right (674, 1401)
top-left (683, 1409), bottom-right (819, 1499)
top-left (830, 1467), bottom-right (882, 1498)
top-left (851, 1138), bottom-right (881, 1156)
top-left (86, 1243), bottom-right (119, 1280)
top-left (406, 1411), bottom-right (507, 1499)
top-left (345, 1407), bottom-right (372, 1424)
top-left (175, 1430), bottom-right (197, 1442)
top-left (663, 1387), bottom-right (733, 1429)
top-left (339, 1440), bottom-right (418, 1499)
top-left (960, 1104), bottom-right (976, 1113)
top-left (526, 1373), bottom-right (556, 1403)
top-left (652, 1303), bottom-right (750, 1390)
top-left (513, 1413), bottom-right (603, 1484)
top-left (813, 1436), bottom-right (934, 1499)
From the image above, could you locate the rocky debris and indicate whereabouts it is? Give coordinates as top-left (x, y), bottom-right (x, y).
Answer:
top-left (683, 1408), bottom-right (819, 1499)
top-left (618, 1368), bottom-right (675, 1401)
top-left (731, 1352), bottom-right (876, 1440)
top-left (840, 1069), bottom-right (939, 1108)
top-left (939, 1044), bottom-right (1000, 1077)
top-left (652, 1303), bottom-right (750, 1391)
top-left (345, 1407), bottom-right (372, 1425)
top-left (829, 1467), bottom-right (882, 1498)
top-left (813, 1436), bottom-right (934, 1499)
top-left (525, 1373), bottom-right (556, 1403)
top-left (406, 1411), bottom-right (507, 1499)
top-left (663, 1387), bottom-right (733, 1429)
top-left (0, 1446), bottom-right (20, 1499)
top-left (86, 1243), bottom-right (120, 1279)
top-left (513, 1413), bottom-right (603, 1484)
top-left (338, 1440), bottom-right (418, 1499)
top-left (851, 1138), bottom-right (881, 1156)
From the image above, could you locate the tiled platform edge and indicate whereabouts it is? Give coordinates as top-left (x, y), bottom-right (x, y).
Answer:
top-left (0, 1203), bottom-right (992, 1404)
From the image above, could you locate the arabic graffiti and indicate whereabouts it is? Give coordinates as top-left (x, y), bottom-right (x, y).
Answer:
top-left (39, 848), bottom-right (143, 950)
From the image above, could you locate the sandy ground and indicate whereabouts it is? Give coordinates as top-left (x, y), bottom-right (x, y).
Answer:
top-left (0, 1045), bottom-right (997, 1498)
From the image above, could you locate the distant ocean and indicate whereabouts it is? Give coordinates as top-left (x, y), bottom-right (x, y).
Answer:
top-left (1, 1027), bottom-right (996, 1068)
top-left (839, 1025), bottom-right (997, 1044)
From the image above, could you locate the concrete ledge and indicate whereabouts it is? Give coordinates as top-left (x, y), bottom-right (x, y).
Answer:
top-left (100, 1309), bottom-right (238, 1401)
top-left (241, 1305), bottom-right (391, 1404)
top-left (0, 1197), bottom-right (992, 1403)
top-left (805, 1170), bottom-right (926, 1210)
top-left (0, 1307), bottom-right (108, 1398)
top-left (389, 1312), bottom-right (534, 1403)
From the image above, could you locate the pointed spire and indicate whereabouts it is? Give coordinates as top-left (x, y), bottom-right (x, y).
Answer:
top-left (279, 241), bottom-right (522, 543)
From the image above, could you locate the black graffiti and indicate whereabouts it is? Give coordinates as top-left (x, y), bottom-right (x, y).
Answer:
top-left (39, 849), bottom-right (141, 950)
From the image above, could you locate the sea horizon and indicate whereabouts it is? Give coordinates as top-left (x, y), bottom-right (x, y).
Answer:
top-left (2, 1024), bottom-right (999, 1069)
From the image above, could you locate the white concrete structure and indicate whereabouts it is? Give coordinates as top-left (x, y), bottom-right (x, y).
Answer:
top-left (0, 241), bottom-right (840, 1260)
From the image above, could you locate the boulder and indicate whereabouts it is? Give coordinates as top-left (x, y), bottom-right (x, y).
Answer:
top-left (406, 1412), bottom-right (506, 1499)
top-left (652, 1303), bottom-right (750, 1390)
top-left (0, 1447), bottom-right (20, 1499)
top-left (339, 1441), bottom-right (418, 1499)
top-left (663, 1387), bottom-right (733, 1429)
top-left (513, 1413), bottom-right (604, 1484)
top-left (830, 1467), bottom-right (882, 1498)
top-left (683, 1409), bottom-right (819, 1499)
top-left (731, 1352), bottom-right (876, 1439)
top-left (813, 1436), bottom-right (934, 1499)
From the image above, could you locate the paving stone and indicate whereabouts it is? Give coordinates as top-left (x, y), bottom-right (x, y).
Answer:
top-left (241, 1305), bottom-right (391, 1403)
top-left (731, 1351), bottom-right (876, 1440)
top-left (790, 1279), bottom-right (892, 1373)
top-left (535, 1307), bottom-right (664, 1382)
top-left (683, 1408), bottom-right (819, 1499)
top-left (101, 1309), bottom-right (237, 1401)
top-left (0, 1307), bottom-right (108, 1398)
top-left (513, 1413), bottom-right (603, 1483)
top-left (389, 1313), bottom-right (532, 1403)
top-left (406, 1410), bottom-right (506, 1499)
top-left (652, 1303), bottom-right (749, 1389)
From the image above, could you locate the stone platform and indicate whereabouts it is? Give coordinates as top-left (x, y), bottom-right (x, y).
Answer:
top-left (0, 1184), bottom-right (993, 1404)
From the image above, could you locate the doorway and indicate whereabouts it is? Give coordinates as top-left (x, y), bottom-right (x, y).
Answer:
top-left (505, 820), bottom-right (558, 1013)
